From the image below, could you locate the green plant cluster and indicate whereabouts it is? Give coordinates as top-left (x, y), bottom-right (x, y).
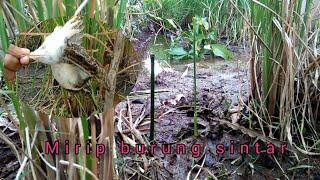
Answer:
top-left (168, 17), bottom-right (233, 60)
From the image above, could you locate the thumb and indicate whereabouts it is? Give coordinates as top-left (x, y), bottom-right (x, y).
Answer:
top-left (20, 56), bottom-right (30, 65)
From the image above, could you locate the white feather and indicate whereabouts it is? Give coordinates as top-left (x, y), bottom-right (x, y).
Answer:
top-left (30, 18), bottom-right (82, 64)
top-left (51, 63), bottom-right (90, 90)
top-left (30, 27), bottom-right (67, 64)
top-left (28, 2), bottom-right (93, 91)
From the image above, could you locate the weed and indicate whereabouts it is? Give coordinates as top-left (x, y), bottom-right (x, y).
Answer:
top-left (168, 16), bottom-right (233, 61)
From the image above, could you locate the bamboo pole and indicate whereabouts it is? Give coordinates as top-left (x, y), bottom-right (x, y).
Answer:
top-left (100, 30), bottom-right (125, 180)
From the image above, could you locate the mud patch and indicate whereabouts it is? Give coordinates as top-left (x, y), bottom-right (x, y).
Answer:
top-left (114, 49), bottom-right (255, 179)
top-left (114, 46), bottom-right (320, 179)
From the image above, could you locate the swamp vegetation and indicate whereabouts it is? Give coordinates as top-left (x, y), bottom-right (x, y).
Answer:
top-left (0, 0), bottom-right (319, 179)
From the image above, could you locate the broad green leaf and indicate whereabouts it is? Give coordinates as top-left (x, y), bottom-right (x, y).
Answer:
top-left (168, 47), bottom-right (188, 56)
top-left (211, 44), bottom-right (233, 60)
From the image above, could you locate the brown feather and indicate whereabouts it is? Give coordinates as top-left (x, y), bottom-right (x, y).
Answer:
top-left (63, 43), bottom-right (98, 76)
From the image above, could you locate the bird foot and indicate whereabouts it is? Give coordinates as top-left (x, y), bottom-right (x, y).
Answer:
top-left (63, 16), bottom-right (84, 41)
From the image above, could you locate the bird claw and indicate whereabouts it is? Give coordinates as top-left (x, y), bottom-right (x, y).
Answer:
top-left (64, 16), bottom-right (83, 32)
top-left (63, 16), bottom-right (84, 43)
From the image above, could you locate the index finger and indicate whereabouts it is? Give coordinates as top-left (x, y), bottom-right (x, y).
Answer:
top-left (7, 44), bottom-right (30, 58)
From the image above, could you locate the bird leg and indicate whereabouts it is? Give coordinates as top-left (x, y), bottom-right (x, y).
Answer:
top-left (29, 54), bottom-right (47, 63)
top-left (60, 16), bottom-right (84, 45)
top-left (64, 16), bottom-right (83, 33)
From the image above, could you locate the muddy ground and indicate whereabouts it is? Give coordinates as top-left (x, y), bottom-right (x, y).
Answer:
top-left (114, 50), bottom-right (251, 179)
top-left (113, 48), bottom-right (297, 179)
top-left (113, 32), bottom-right (320, 179)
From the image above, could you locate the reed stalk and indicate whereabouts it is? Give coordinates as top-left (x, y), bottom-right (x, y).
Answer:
top-left (192, 17), bottom-right (198, 137)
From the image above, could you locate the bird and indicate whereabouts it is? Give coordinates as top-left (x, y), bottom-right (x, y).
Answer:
top-left (29, 16), bottom-right (98, 91)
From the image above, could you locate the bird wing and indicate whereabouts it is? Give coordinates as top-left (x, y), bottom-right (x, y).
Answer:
top-left (63, 43), bottom-right (98, 77)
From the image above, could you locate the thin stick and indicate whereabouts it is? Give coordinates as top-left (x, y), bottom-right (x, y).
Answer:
top-left (90, 116), bottom-right (98, 176)
top-left (149, 54), bottom-right (155, 142)
top-left (0, 131), bottom-right (21, 163)
top-left (59, 160), bottom-right (99, 180)
top-left (192, 18), bottom-right (198, 137)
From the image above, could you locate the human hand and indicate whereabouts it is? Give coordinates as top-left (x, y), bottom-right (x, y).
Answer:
top-left (3, 44), bottom-right (30, 81)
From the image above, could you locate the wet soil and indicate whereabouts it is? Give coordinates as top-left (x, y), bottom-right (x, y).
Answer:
top-left (114, 44), bottom-right (320, 179)
top-left (0, 120), bottom-right (20, 178)
top-left (114, 48), bottom-right (256, 179)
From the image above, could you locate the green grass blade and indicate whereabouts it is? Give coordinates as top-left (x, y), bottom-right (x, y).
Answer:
top-left (0, 7), bottom-right (9, 53)
top-left (8, 0), bottom-right (27, 30)
top-left (116, 0), bottom-right (128, 28)
top-left (192, 17), bottom-right (198, 137)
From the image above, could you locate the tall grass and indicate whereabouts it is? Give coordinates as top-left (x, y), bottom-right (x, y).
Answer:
top-left (142, 0), bottom-right (250, 43)
top-left (247, 0), bottom-right (320, 154)
top-left (0, 6), bottom-right (9, 53)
